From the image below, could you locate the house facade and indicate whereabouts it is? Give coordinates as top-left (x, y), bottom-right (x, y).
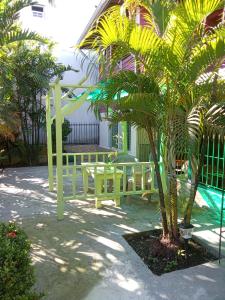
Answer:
top-left (77, 0), bottom-right (151, 159)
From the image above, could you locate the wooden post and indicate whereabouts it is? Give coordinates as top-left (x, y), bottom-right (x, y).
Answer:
top-left (55, 80), bottom-right (64, 220)
top-left (121, 121), bottom-right (128, 153)
top-left (46, 91), bottom-right (54, 191)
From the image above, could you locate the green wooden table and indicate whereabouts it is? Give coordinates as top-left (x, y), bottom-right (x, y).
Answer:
top-left (82, 162), bottom-right (123, 208)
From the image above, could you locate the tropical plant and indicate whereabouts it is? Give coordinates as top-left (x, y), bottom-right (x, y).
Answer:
top-left (51, 118), bottom-right (72, 152)
top-left (0, 222), bottom-right (43, 300)
top-left (1, 42), bottom-right (70, 165)
top-left (0, 0), bottom-right (44, 47)
top-left (79, 0), bottom-right (225, 240)
top-left (0, 0), bottom-right (46, 163)
top-left (92, 70), bottom-right (169, 236)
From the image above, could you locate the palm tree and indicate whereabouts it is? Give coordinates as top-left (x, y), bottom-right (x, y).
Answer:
top-left (79, 0), bottom-right (225, 240)
top-left (92, 70), bottom-right (170, 237)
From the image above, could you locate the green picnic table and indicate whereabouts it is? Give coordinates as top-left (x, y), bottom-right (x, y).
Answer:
top-left (82, 162), bottom-right (123, 208)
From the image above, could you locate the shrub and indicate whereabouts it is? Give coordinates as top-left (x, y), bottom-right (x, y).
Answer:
top-left (0, 222), bottom-right (42, 300)
top-left (52, 118), bottom-right (72, 146)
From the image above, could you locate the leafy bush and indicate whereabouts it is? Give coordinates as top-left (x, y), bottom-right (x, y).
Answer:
top-left (0, 222), bottom-right (42, 300)
top-left (51, 118), bottom-right (72, 152)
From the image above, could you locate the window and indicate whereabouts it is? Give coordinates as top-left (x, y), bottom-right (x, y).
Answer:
top-left (32, 5), bottom-right (44, 18)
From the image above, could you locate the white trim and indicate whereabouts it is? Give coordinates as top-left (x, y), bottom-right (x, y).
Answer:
top-left (136, 6), bottom-right (141, 24)
top-left (131, 53), bottom-right (137, 73)
top-left (31, 4), bottom-right (44, 18)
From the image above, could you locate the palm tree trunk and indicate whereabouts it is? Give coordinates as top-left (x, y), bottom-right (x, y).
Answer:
top-left (147, 127), bottom-right (169, 237)
top-left (168, 170), bottom-right (178, 238)
top-left (167, 131), bottom-right (178, 239)
top-left (184, 136), bottom-right (206, 226)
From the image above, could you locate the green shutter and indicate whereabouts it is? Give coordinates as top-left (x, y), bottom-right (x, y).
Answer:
top-left (127, 123), bottom-right (131, 151)
top-left (112, 123), bottom-right (118, 148)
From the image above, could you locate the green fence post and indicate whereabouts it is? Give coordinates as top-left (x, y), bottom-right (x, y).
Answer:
top-left (216, 135), bottom-right (221, 188)
top-left (211, 134), bottom-right (215, 187)
top-left (206, 135), bottom-right (210, 185)
top-left (223, 137), bottom-right (225, 189)
top-left (46, 90), bottom-right (54, 191)
top-left (55, 80), bottom-right (64, 220)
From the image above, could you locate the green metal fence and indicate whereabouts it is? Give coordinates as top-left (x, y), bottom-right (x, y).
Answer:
top-left (138, 134), bottom-right (225, 191)
top-left (200, 135), bottom-right (225, 191)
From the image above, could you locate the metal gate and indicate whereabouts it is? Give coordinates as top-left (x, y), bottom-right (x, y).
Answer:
top-left (66, 123), bottom-right (100, 145)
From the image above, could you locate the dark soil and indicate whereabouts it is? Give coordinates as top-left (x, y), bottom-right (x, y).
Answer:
top-left (124, 229), bottom-right (217, 276)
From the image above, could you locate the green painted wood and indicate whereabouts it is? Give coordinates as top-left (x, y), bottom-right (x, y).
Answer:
top-left (47, 80), bottom-right (170, 215)
top-left (211, 135), bottom-right (215, 186)
top-left (46, 91), bottom-right (54, 192)
top-left (206, 136), bottom-right (210, 185)
top-left (216, 135), bottom-right (221, 188)
top-left (55, 81), bottom-right (64, 220)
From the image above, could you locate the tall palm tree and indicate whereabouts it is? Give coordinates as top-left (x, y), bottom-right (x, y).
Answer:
top-left (79, 0), bottom-right (225, 239)
top-left (92, 70), bottom-right (170, 237)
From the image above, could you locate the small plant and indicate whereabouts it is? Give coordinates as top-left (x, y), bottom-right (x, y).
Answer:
top-left (164, 260), bottom-right (178, 272)
top-left (177, 249), bottom-right (186, 258)
top-left (0, 222), bottom-right (42, 300)
top-left (51, 118), bottom-right (72, 153)
top-left (148, 256), bottom-right (159, 264)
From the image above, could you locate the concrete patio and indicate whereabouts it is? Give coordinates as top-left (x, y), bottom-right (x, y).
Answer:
top-left (0, 166), bottom-right (225, 300)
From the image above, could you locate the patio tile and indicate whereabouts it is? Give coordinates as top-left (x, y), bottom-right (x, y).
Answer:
top-left (0, 167), bottom-right (225, 300)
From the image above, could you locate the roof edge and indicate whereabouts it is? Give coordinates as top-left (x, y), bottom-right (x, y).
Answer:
top-left (76, 0), bottom-right (111, 46)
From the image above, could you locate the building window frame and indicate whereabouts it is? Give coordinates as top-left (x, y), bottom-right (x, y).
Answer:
top-left (31, 5), bottom-right (44, 18)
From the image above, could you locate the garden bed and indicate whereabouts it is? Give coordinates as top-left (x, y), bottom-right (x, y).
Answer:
top-left (124, 229), bottom-right (217, 276)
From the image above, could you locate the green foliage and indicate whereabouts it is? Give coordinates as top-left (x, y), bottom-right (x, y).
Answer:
top-left (0, 42), bottom-right (70, 165)
top-left (0, 0), bottom-right (44, 49)
top-left (148, 256), bottom-right (159, 264)
top-left (0, 0), bottom-right (71, 165)
top-left (52, 118), bottom-right (72, 150)
top-left (0, 222), bottom-right (42, 300)
top-left (164, 259), bottom-right (178, 272)
top-left (0, 0), bottom-right (45, 145)
top-left (80, 0), bottom-right (225, 238)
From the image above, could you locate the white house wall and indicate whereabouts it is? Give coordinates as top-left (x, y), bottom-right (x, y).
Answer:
top-left (65, 101), bottom-right (98, 124)
top-left (55, 49), bottom-right (99, 124)
top-left (99, 118), bottom-right (111, 149)
top-left (129, 126), bottom-right (137, 157)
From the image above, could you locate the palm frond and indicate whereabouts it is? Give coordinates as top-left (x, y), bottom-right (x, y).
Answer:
top-left (186, 27), bottom-right (225, 84)
top-left (0, 29), bottom-right (45, 46)
top-left (205, 103), bottom-right (225, 135)
top-left (165, 0), bottom-right (225, 63)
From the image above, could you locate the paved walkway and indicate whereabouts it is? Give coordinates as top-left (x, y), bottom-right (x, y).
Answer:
top-left (0, 166), bottom-right (225, 300)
